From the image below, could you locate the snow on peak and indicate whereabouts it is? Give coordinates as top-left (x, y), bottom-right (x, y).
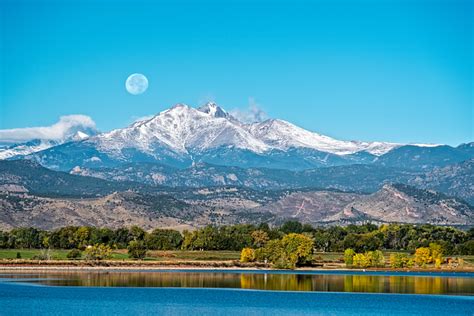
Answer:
top-left (197, 102), bottom-right (230, 119)
top-left (78, 103), bottom-right (402, 158)
top-left (0, 116), bottom-right (98, 159)
top-left (72, 131), bottom-right (89, 140)
top-left (245, 118), bottom-right (399, 155)
top-left (93, 103), bottom-right (269, 158)
top-left (1, 103), bottom-right (406, 161)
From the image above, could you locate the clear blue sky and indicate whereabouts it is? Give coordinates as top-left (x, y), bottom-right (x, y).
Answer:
top-left (1, 0), bottom-right (472, 145)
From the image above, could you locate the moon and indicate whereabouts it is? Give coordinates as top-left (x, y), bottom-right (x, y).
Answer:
top-left (125, 73), bottom-right (148, 95)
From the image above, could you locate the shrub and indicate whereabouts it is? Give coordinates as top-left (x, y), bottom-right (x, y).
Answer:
top-left (273, 256), bottom-right (294, 269)
top-left (367, 250), bottom-right (385, 267)
top-left (127, 240), bottom-right (147, 260)
top-left (344, 249), bottom-right (355, 266)
top-left (353, 253), bottom-right (370, 268)
top-left (67, 249), bottom-right (82, 259)
top-left (16, 252), bottom-right (21, 259)
top-left (390, 253), bottom-right (411, 268)
top-left (240, 248), bottom-right (256, 263)
top-left (32, 249), bottom-right (51, 260)
top-left (84, 244), bottom-right (112, 261)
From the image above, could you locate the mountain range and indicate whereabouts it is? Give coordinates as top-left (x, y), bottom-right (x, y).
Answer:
top-left (0, 103), bottom-right (473, 229)
top-left (4, 102), bottom-right (471, 171)
top-left (0, 160), bottom-right (472, 230)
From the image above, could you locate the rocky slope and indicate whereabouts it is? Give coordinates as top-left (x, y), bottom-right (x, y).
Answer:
top-left (1, 163), bottom-right (472, 229)
top-left (408, 159), bottom-right (474, 205)
top-left (69, 161), bottom-right (473, 204)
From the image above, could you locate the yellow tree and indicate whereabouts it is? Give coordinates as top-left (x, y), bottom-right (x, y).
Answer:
top-left (344, 249), bottom-right (355, 266)
top-left (414, 247), bottom-right (431, 267)
top-left (353, 253), bottom-right (369, 268)
top-left (281, 233), bottom-right (314, 268)
top-left (429, 243), bottom-right (443, 261)
top-left (240, 248), bottom-right (256, 262)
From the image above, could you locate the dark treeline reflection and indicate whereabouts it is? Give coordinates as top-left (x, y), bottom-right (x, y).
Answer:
top-left (9, 272), bottom-right (473, 295)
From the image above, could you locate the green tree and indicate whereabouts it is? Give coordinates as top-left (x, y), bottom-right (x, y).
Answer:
top-left (73, 227), bottom-right (91, 249)
top-left (127, 240), bottom-right (147, 259)
top-left (66, 249), bottom-right (82, 259)
top-left (457, 240), bottom-right (474, 255)
top-left (129, 226), bottom-right (146, 241)
top-left (10, 227), bottom-right (42, 248)
top-left (280, 221), bottom-right (303, 234)
top-left (145, 229), bottom-right (182, 250)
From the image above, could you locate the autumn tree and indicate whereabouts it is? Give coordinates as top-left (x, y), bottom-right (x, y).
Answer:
top-left (352, 253), bottom-right (369, 268)
top-left (240, 248), bottom-right (256, 262)
top-left (414, 247), bottom-right (431, 267)
top-left (251, 230), bottom-right (269, 248)
top-left (344, 249), bottom-right (355, 266)
top-left (84, 244), bottom-right (112, 261)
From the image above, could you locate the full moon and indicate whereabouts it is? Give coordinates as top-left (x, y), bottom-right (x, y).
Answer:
top-left (125, 73), bottom-right (148, 95)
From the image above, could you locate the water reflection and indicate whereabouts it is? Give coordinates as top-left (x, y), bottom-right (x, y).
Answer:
top-left (5, 271), bottom-right (473, 295)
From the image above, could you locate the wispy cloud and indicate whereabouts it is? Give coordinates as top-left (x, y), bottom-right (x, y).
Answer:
top-left (230, 97), bottom-right (269, 123)
top-left (0, 115), bottom-right (97, 143)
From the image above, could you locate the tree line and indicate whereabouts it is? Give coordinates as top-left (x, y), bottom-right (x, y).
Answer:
top-left (0, 222), bottom-right (472, 255)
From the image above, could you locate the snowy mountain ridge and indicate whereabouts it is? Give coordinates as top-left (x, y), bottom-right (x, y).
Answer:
top-left (91, 102), bottom-right (402, 158)
top-left (2, 102), bottom-right (457, 172)
top-left (0, 130), bottom-right (96, 160)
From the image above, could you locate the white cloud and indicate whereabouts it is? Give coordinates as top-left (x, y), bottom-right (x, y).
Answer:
top-left (230, 97), bottom-right (269, 123)
top-left (0, 115), bottom-right (97, 143)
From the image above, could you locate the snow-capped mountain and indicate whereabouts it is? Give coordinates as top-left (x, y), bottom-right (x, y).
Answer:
top-left (96, 103), bottom-right (270, 157)
top-left (0, 130), bottom-right (97, 160)
top-left (246, 119), bottom-right (399, 155)
top-left (6, 102), bottom-right (467, 171)
top-left (93, 102), bottom-right (399, 158)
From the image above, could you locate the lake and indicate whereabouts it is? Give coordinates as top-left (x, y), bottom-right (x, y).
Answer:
top-left (0, 270), bottom-right (473, 315)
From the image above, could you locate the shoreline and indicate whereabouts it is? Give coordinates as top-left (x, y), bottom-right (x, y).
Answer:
top-left (0, 260), bottom-right (472, 273)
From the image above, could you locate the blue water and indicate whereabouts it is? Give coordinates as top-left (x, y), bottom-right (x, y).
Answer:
top-left (0, 282), bottom-right (472, 315)
top-left (0, 270), bottom-right (473, 315)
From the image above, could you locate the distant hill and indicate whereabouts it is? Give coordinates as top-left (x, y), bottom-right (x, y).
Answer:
top-left (408, 159), bottom-right (474, 205)
top-left (70, 160), bottom-right (473, 205)
top-left (0, 159), bottom-right (148, 197)
top-left (1, 161), bottom-right (472, 229)
top-left (257, 184), bottom-right (473, 227)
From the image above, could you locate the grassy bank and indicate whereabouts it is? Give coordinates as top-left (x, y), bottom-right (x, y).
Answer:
top-left (0, 249), bottom-right (241, 261)
top-left (0, 249), bottom-right (473, 271)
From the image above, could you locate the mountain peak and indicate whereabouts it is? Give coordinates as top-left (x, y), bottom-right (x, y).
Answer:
top-left (197, 102), bottom-right (229, 119)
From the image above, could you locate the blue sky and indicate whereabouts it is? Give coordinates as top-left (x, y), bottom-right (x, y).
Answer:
top-left (0, 0), bottom-right (472, 145)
